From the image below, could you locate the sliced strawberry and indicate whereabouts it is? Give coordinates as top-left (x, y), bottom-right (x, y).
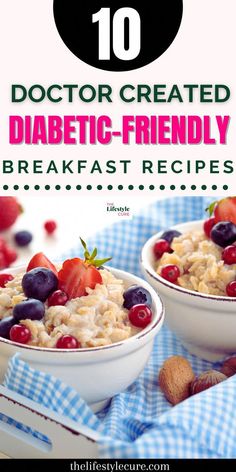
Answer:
top-left (214, 197), bottom-right (236, 225)
top-left (27, 252), bottom-right (58, 276)
top-left (58, 258), bottom-right (102, 299)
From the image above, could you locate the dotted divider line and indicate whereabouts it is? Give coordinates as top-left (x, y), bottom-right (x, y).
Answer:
top-left (1, 184), bottom-right (229, 191)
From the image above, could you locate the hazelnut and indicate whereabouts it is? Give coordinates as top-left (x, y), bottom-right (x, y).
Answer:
top-left (191, 370), bottom-right (227, 396)
top-left (221, 357), bottom-right (236, 378)
top-left (158, 356), bottom-right (195, 405)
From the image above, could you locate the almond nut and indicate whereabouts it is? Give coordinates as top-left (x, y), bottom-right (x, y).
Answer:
top-left (191, 370), bottom-right (227, 395)
top-left (158, 355), bottom-right (195, 405)
top-left (221, 357), bottom-right (236, 378)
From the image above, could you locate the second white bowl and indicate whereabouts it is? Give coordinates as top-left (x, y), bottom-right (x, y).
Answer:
top-left (141, 220), bottom-right (236, 361)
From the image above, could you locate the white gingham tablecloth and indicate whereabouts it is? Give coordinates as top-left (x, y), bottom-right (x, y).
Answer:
top-left (1, 197), bottom-right (236, 458)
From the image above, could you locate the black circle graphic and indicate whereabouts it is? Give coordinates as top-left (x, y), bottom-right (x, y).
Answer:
top-left (53, 1), bottom-right (183, 72)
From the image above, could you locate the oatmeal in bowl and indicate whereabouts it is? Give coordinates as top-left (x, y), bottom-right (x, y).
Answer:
top-left (0, 268), bottom-right (142, 349)
top-left (141, 197), bottom-right (236, 361)
top-left (156, 229), bottom-right (236, 297)
top-left (0, 239), bottom-right (164, 411)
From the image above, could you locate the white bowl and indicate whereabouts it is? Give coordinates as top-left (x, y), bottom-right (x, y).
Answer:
top-left (0, 266), bottom-right (164, 412)
top-left (141, 220), bottom-right (236, 362)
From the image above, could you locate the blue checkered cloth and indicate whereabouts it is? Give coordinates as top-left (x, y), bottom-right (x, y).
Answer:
top-left (2, 197), bottom-right (236, 458)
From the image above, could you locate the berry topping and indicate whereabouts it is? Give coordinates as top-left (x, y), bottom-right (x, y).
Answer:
top-left (58, 238), bottom-right (111, 300)
top-left (210, 221), bottom-right (236, 248)
top-left (160, 264), bottom-right (180, 283)
top-left (22, 268), bottom-right (58, 302)
top-left (48, 290), bottom-right (68, 307)
top-left (203, 217), bottom-right (216, 238)
top-left (153, 239), bottom-right (172, 259)
top-left (0, 316), bottom-right (15, 339)
top-left (207, 197), bottom-right (236, 225)
top-left (14, 230), bottom-right (33, 247)
top-left (27, 252), bottom-right (58, 276)
top-left (59, 258), bottom-right (102, 300)
top-left (128, 304), bottom-right (153, 328)
top-left (0, 236), bottom-right (18, 269)
top-left (44, 220), bottom-right (57, 234)
top-left (0, 273), bottom-right (13, 288)
top-left (13, 299), bottom-right (45, 321)
top-left (123, 285), bottom-right (152, 310)
top-left (0, 197), bottom-right (22, 231)
top-left (222, 246), bottom-right (236, 265)
top-left (56, 335), bottom-right (80, 349)
top-left (226, 281), bottom-right (236, 297)
top-left (160, 229), bottom-right (182, 244)
top-left (10, 325), bottom-right (31, 344)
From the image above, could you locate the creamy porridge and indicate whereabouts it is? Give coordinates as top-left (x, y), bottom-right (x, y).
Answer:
top-left (153, 207), bottom-right (236, 297)
top-left (156, 231), bottom-right (236, 296)
top-left (0, 241), bottom-right (153, 348)
top-left (0, 269), bottom-right (139, 348)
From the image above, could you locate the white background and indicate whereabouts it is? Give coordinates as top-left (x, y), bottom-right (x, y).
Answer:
top-left (2, 195), bottom-right (161, 267)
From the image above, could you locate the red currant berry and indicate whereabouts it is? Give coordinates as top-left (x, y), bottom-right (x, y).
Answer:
top-left (222, 246), bottom-right (236, 265)
top-left (203, 217), bottom-right (216, 238)
top-left (48, 290), bottom-right (68, 307)
top-left (44, 220), bottom-right (57, 234)
top-left (160, 264), bottom-right (180, 283)
top-left (3, 246), bottom-right (18, 264)
top-left (56, 335), bottom-right (80, 349)
top-left (128, 304), bottom-right (153, 328)
top-left (10, 325), bottom-right (31, 344)
top-left (0, 273), bottom-right (14, 288)
top-left (226, 281), bottom-right (236, 297)
top-left (153, 239), bottom-right (172, 259)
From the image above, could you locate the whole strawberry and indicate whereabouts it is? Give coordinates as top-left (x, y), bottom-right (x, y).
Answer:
top-left (0, 197), bottom-right (22, 231)
top-left (58, 238), bottom-right (112, 299)
top-left (206, 197), bottom-right (236, 225)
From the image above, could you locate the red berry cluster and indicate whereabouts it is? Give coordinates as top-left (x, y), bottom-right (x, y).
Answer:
top-left (204, 198), bottom-right (236, 296)
top-left (0, 237), bottom-right (17, 270)
top-left (223, 246), bottom-right (236, 297)
top-left (153, 238), bottom-right (181, 285)
top-left (203, 217), bottom-right (216, 238)
top-left (0, 273), bottom-right (14, 288)
top-left (44, 220), bottom-right (57, 235)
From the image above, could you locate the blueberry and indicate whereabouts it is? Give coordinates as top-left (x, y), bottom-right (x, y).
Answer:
top-left (160, 229), bottom-right (182, 244)
top-left (123, 285), bottom-right (152, 310)
top-left (13, 299), bottom-right (45, 321)
top-left (14, 231), bottom-right (33, 247)
top-left (22, 268), bottom-right (58, 302)
top-left (211, 221), bottom-right (236, 248)
top-left (0, 316), bottom-right (15, 339)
